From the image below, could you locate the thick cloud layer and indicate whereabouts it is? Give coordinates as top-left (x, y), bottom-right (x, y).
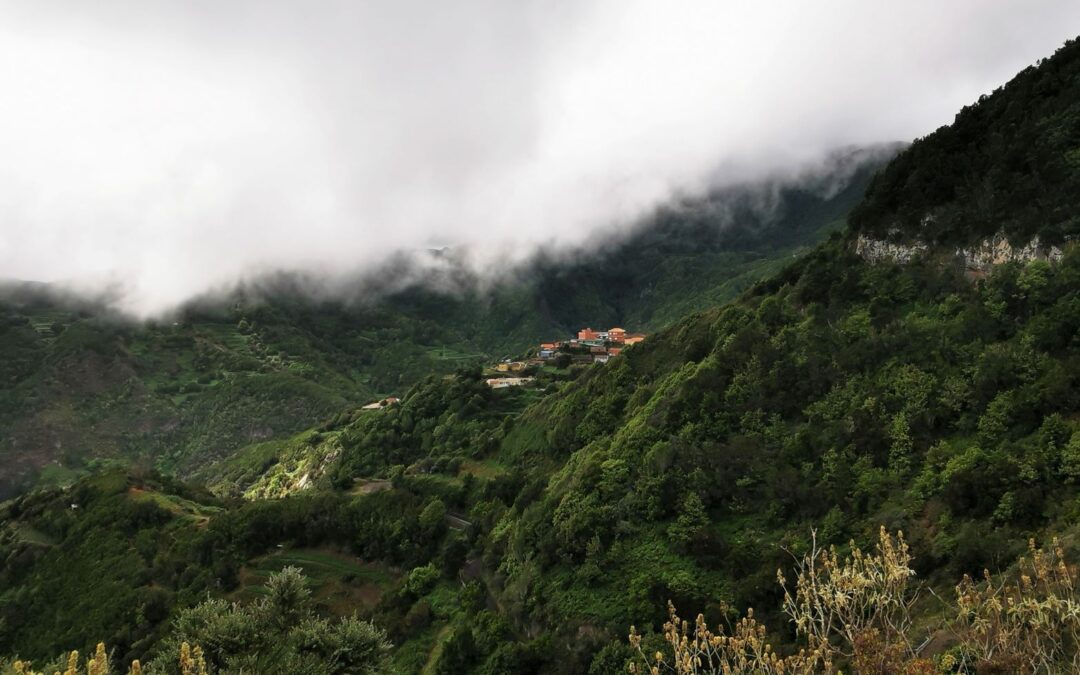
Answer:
top-left (1, 1), bottom-right (1078, 314)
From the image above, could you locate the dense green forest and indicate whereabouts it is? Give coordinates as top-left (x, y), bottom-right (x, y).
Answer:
top-left (851, 38), bottom-right (1080, 246)
top-left (3, 35), bottom-right (1080, 675)
top-left (0, 150), bottom-right (888, 499)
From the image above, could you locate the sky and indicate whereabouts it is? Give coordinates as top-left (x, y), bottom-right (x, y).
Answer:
top-left (1, 1), bottom-right (1079, 314)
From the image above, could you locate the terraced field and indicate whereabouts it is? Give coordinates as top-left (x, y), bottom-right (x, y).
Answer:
top-left (425, 346), bottom-right (485, 363)
top-left (128, 486), bottom-right (223, 526)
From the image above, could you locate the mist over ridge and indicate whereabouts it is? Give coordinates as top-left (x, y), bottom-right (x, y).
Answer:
top-left (2, 1), bottom-right (1079, 315)
top-left (2, 143), bottom-right (901, 320)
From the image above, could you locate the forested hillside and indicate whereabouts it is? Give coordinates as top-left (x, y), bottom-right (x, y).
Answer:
top-left (4, 36), bottom-right (1080, 675)
top-left (0, 151), bottom-right (889, 498)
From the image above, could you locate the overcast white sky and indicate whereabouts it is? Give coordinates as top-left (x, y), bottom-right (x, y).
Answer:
top-left (1, 1), bottom-right (1079, 314)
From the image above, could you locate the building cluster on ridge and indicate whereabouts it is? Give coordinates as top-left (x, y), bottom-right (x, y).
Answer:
top-left (483, 326), bottom-right (647, 388)
top-left (537, 326), bottom-right (647, 364)
top-left (364, 326), bottom-right (648, 397)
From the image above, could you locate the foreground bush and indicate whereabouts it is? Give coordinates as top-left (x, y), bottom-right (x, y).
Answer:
top-left (630, 528), bottom-right (1080, 674)
top-left (951, 538), bottom-right (1080, 673)
top-left (4, 568), bottom-right (390, 675)
top-left (146, 566), bottom-right (391, 674)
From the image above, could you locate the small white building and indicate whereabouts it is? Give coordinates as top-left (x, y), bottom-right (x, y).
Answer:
top-left (361, 397), bottom-right (401, 410)
top-left (486, 377), bottom-right (535, 389)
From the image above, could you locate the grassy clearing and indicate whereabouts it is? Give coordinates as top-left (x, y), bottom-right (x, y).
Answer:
top-left (349, 478), bottom-right (392, 496)
top-left (458, 458), bottom-right (508, 479)
top-left (237, 547), bottom-right (399, 616)
top-left (35, 462), bottom-right (84, 488)
top-left (13, 523), bottom-right (56, 547)
top-left (250, 549), bottom-right (394, 582)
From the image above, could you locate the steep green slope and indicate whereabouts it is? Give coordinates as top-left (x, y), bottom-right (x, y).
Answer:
top-left (213, 233), bottom-right (1074, 672)
top-left (322, 38), bottom-right (1080, 671)
top-left (485, 239), bottom-right (1079, 626)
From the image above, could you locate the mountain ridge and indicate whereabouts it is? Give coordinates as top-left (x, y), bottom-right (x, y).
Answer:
top-left (0, 150), bottom-right (893, 498)
top-left (6, 36), bottom-right (1080, 673)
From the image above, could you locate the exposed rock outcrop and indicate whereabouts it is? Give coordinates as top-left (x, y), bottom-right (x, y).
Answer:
top-left (955, 233), bottom-right (1064, 277)
top-left (854, 235), bottom-right (928, 263)
top-left (855, 231), bottom-right (1066, 278)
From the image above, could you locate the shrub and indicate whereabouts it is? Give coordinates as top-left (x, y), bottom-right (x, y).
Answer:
top-left (631, 527), bottom-right (1080, 674)
top-left (952, 538), bottom-right (1080, 673)
top-left (630, 528), bottom-right (929, 674)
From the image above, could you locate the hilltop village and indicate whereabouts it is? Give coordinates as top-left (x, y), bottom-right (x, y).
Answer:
top-left (540, 326), bottom-right (646, 363)
top-left (485, 326), bottom-right (646, 388)
top-left (360, 326), bottom-right (649, 406)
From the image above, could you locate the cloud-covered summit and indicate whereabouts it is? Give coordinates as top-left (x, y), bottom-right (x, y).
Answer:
top-left (2, 1), bottom-right (1078, 314)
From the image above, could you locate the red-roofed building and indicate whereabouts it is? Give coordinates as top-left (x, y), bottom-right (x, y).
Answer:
top-left (623, 333), bottom-right (646, 345)
top-left (608, 327), bottom-right (626, 342)
top-left (578, 327), bottom-right (599, 341)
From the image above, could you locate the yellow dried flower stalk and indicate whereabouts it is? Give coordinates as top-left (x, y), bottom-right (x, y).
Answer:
top-left (63, 650), bottom-right (79, 675)
top-left (952, 537), bottom-right (1080, 673)
top-left (777, 527), bottom-right (918, 669)
top-left (86, 643), bottom-right (108, 675)
top-left (630, 527), bottom-right (930, 674)
top-left (192, 645), bottom-right (207, 675)
top-left (629, 602), bottom-right (823, 674)
top-left (13, 660), bottom-right (43, 675)
top-left (179, 642), bottom-right (193, 675)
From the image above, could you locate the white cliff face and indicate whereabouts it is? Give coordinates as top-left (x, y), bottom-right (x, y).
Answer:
top-left (855, 231), bottom-right (1065, 275)
top-left (955, 233), bottom-right (1064, 273)
top-left (854, 234), bottom-right (928, 263)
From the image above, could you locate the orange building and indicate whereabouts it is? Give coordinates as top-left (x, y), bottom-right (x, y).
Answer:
top-left (578, 327), bottom-right (600, 341)
top-left (623, 333), bottom-right (646, 345)
top-left (608, 327), bottom-right (626, 342)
